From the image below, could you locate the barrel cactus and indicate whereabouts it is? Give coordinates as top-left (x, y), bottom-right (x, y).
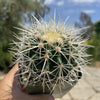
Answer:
top-left (11, 15), bottom-right (90, 95)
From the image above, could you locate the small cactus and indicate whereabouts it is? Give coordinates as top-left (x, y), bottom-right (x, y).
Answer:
top-left (11, 15), bottom-right (91, 95)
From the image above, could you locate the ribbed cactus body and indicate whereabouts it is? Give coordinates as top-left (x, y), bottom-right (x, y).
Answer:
top-left (12, 16), bottom-right (90, 95)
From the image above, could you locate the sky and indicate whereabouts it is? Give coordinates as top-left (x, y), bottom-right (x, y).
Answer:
top-left (45, 0), bottom-right (100, 23)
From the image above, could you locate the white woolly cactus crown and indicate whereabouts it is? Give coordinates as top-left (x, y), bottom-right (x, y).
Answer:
top-left (11, 15), bottom-right (91, 94)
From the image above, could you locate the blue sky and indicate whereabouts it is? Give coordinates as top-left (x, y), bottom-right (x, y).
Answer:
top-left (45, 0), bottom-right (100, 23)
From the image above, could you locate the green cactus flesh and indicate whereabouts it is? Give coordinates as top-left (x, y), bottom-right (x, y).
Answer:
top-left (11, 16), bottom-right (90, 94)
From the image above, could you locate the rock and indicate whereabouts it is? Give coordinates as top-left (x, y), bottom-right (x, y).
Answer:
top-left (69, 84), bottom-right (95, 100)
top-left (90, 93), bottom-right (100, 100)
top-left (62, 93), bottom-right (71, 100)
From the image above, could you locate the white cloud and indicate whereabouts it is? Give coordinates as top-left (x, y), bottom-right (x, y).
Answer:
top-left (45, 0), bottom-right (64, 6)
top-left (82, 10), bottom-right (95, 14)
top-left (57, 1), bottom-right (64, 6)
top-left (45, 0), bottom-right (54, 4)
top-left (71, 0), bottom-right (100, 3)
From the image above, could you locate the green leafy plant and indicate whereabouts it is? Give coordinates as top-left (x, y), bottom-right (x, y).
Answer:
top-left (0, 0), bottom-right (49, 72)
top-left (86, 21), bottom-right (100, 62)
top-left (11, 16), bottom-right (90, 95)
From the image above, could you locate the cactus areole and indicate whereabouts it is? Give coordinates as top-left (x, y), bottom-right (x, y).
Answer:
top-left (12, 15), bottom-right (90, 95)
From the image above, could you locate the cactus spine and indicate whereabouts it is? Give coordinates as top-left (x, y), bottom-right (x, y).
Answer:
top-left (11, 16), bottom-right (90, 94)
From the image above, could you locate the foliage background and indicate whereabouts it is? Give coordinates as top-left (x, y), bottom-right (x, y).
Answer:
top-left (75, 12), bottom-right (100, 63)
top-left (0, 0), bottom-right (50, 72)
top-left (87, 21), bottom-right (100, 62)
